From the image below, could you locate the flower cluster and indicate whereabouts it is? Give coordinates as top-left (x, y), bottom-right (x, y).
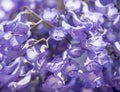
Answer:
top-left (0, 0), bottom-right (120, 92)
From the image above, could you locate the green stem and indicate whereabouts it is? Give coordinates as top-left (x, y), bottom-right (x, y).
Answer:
top-left (28, 37), bottom-right (50, 48)
top-left (24, 7), bottom-right (53, 28)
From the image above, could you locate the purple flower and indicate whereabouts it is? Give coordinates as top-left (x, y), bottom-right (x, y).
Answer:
top-left (64, 0), bottom-right (82, 12)
top-left (0, 57), bottom-right (22, 86)
top-left (103, 28), bottom-right (118, 43)
top-left (49, 27), bottom-right (67, 41)
top-left (85, 60), bottom-right (102, 73)
top-left (95, 0), bottom-right (108, 14)
top-left (67, 44), bottom-right (84, 58)
top-left (86, 36), bottom-right (107, 52)
top-left (84, 72), bottom-right (104, 88)
top-left (42, 75), bottom-right (64, 90)
top-left (62, 60), bottom-right (79, 77)
top-left (70, 26), bottom-right (87, 42)
top-left (47, 56), bottom-right (66, 73)
top-left (42, 8), bottom-right (58, 22)
top-left (0, 0), bottom-right (120, 91)
top-left (8, 74), bottom-right (31, 91)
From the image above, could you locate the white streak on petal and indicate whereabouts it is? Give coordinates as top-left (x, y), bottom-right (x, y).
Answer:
top-left (26, 47), bottom-right (39, 61)
top-left (114, 42), bottom-right (120, 51)
top-left (17, 75), bottom-right (31, 86)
